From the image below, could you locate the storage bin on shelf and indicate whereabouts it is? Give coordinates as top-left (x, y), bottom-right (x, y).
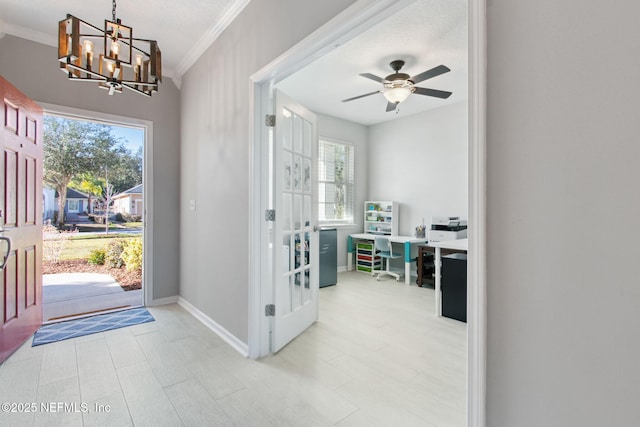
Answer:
top-left (355, 241), bottom-right (381, 273)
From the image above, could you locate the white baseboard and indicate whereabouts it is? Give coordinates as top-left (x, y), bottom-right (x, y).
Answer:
top-left (147, 296), bottom-right (179, 306)
top-left (337, 266), bottom-right (347, 273)
top-left (177, 297), bottom-right (249, 357)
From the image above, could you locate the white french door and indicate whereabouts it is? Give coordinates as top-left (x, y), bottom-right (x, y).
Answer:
top-left (271, 90), bottom-right (319, 352)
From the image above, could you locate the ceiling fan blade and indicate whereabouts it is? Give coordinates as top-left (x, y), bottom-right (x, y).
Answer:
top-left (413, 87), bottom-right (453, 99)
top-left (385, 101), bottom-right (397, 112)
top-left (359, 73), bottom-right (387, 83)
top-left (341, 90), bottom-right (381, 103)
top-left (410, 65), bottom-right (450, 84)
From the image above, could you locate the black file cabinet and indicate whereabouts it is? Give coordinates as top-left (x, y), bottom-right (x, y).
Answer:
top-left (441, 253), bottom-right (467, 322)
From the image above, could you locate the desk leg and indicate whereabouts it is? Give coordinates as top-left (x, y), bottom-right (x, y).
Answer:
top-left (435, 247), bottom-right (442, 317)
top-left (404, 242), bottom-right (411, 285)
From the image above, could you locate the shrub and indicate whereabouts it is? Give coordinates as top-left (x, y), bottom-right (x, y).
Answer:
top-left (121, 238), bottom-right (143, 271)
top-left (87, 249), bottom-right (106, 265)
top-left (117, 213), bottom-right (142, 222)
top-left (90, 214), bottom-right (105, 224)
top-left (42, 225), bottom-right (78, 262)
top-left (105, 239), bottom-right (125, 268)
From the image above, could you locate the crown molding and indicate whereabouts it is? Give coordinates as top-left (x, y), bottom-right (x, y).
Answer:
top-left (0, 0), bottom-right (250, 86)
top-left (174, 0), bottom-right (251, 78)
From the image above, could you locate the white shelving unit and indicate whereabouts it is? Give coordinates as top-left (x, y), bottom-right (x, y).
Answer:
top-left (364, 201), bottom-right (398, 236)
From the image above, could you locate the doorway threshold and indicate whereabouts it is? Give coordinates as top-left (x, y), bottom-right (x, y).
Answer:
top-left (43, 272), bottom-right (143, 324)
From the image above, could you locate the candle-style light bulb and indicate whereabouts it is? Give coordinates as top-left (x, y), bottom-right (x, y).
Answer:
top-left (111, 40), bottom-right (120, 59)
top-left (135, 54), bottom-right (143, 82)
top-left (83, 40), bottom-right (94, 70)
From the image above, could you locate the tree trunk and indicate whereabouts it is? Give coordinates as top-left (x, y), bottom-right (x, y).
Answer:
top-left (57, 185), bottom-right (67, 228)
top-left (105, 203), bottom-right (109, 234)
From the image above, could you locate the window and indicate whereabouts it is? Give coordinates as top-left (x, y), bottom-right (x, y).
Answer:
top-left (67, 200), bottom-right (78, 211)
top-left (318, 139), bottom-right (354, 223)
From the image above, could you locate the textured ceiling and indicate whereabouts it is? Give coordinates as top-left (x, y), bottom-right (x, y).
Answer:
top-left (0, 0), bottom-right (249, 79)
top-left (277, 0), bottom-right (468, 126)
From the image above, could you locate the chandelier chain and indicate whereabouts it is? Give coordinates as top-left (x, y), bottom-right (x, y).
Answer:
top-left (112, 0), bottom-right (117, 22)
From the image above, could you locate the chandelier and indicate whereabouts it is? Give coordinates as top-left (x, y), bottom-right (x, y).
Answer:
top-left (57, 0), bottom-right (161, 97)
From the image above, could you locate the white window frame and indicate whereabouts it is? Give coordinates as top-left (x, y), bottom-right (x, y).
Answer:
top-left (67, 200), bottom-right (79, 211)
top-left (317, 137), bottom-right (355, 225)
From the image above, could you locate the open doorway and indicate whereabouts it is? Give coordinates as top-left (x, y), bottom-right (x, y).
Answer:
top-left (250, 0), bottom-right (485, 424)
top-left (41, 112), bottom-right (145, 322)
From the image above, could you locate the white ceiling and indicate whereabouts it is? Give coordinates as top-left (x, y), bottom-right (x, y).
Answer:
top-left (277, 0), bottom-right (468, 126)
top-left (0, 0), bottom-right (250, 80)
top-left (0, 0), bottom-right (467, 124)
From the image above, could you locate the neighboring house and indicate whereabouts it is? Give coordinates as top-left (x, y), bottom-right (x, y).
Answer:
top-left (112, 184), bottom-right (143, 216)
top-left (54, 188), bottom-right (90, 215)
top-left (42, 187), bottom-right (56, 221)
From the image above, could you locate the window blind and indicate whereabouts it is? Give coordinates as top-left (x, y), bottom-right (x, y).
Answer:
top-left (318, 139), bottom-right (354, 223)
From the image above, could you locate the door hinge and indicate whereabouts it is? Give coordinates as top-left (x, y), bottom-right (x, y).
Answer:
top-left (265, 304), bottom-right (275, 316)
top-left (265, 209), bottom-right (276, 221)
top-left (265, 115), bottom-right (276, 127)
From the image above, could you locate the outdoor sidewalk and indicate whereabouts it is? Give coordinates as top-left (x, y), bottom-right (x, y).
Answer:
top-left (43, 272), bottom-right (143, 322)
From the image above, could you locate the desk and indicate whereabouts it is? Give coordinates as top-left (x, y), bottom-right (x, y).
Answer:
top-left (429, 239), bottom-right (468, 317)
top-left (347, 233), bottom-right (427, 284)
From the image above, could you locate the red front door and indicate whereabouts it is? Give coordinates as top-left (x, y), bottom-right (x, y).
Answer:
top-left (0, 76), bottom-right (43, 363)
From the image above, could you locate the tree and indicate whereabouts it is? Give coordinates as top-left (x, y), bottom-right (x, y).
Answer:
top-left (102, 173), bottom-right (116, 233)
top-left (43, 117), bottom-right (98, 227)
top-left (44, 116), bottom-right (132, 227)
top-left (109, 146), bottom-right (143, 194)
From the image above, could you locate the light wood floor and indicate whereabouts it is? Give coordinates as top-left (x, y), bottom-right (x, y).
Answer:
top-left (0, 271), bottom-right (467, 426)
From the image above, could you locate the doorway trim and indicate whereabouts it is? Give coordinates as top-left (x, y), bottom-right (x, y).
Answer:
top-left (248, 0), bottom-right (486, 426)
top-left (38, 102), bottom-right (154, 307)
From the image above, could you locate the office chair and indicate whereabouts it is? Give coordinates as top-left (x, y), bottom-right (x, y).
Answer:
top-left (373, 236), bottom-right (402, 281)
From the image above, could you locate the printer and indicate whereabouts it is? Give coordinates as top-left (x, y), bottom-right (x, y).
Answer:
top-left (429, 216), bottom-right (468, 242)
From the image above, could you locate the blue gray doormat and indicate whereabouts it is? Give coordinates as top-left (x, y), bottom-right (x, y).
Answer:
top-left (32, 307), bottom-right (154, 346)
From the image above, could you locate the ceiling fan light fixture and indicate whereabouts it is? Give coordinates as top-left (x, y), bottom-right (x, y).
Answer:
top-left (344, 60), bottom-right (451, 112)
top-left (383, 82), bottom-right (414, 104)
top-left (57, 0), bottom-right (161, 97)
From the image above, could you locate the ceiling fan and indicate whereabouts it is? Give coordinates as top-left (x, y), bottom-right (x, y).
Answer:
top-left (342, 60), bottom-right (452, 112)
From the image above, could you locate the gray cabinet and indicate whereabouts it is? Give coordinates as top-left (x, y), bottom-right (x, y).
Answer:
top-left (319, 228), bottom-right (337, 287)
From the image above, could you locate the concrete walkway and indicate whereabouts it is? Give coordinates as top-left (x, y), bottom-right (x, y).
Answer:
top-left (43, 273), bottom-right (143, 322)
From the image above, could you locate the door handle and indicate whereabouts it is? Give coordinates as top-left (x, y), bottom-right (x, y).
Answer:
top-left (0, 236), bottom-right (10, 270)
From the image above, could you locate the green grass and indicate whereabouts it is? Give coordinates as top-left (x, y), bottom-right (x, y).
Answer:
top-left (46, 235), bottom-right (140, 261)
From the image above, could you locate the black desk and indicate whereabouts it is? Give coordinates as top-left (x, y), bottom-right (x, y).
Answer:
top-left (417, 244), bottom-right (467, 287)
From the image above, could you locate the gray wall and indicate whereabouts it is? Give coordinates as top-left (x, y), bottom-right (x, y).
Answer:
top-left (487, 1), bottom-right (640, 425)
top-left (316, 113), bottom-right (368, 270)
top-left (367, 103), bottom-right (468, 273)
top-left (0, 35), bottom-right (181, 300)
top-left (368, 102), bottom-right (468, 236)
top-left (179, 0), bottom-right (357, 343)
